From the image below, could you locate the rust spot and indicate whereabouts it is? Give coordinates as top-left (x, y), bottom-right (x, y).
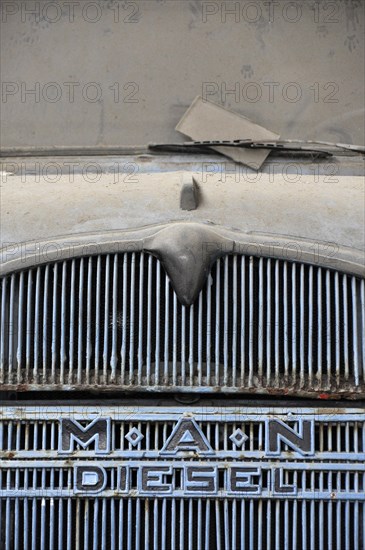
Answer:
top-left (0, 382), bottom-right (363, 401)
top-left (267, 388), bottom-right (289, 395)
top-left (14, 384), bottom-right (29, 392)
top-left (6, 452), bottom-right (15, 459)
top-left (319, 393), bottom-right (329, 399)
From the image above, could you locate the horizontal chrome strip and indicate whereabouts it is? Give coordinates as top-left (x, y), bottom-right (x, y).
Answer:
top-left (1, 224), bottom-right (364, 278)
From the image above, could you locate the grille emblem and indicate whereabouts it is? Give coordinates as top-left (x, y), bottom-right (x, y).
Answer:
top-left (144, 222), bottom-right (234, 305)
top-left (125, 427), bottom-right (144, 446)
top-left (229, 428), bottom-right (249, 448)
top-left (59, 417), bottom-right (111, 454)
top-left (160, 417), bottom-right (214, 455)
top-left (2, 406), bottom-right (364, 509)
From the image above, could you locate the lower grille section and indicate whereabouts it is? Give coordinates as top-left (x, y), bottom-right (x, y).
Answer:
top-left (0, 404), bottom-right (364, 549)
top-left (1, 496), bottom-right (364, 550)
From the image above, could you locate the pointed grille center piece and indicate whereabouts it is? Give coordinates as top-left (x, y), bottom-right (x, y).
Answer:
top-left (144, 223), bottom-right (234, 306)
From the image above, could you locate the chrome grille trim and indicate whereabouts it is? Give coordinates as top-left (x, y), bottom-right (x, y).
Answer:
top-left (0, 405), bottom-right (364, 550)
top-left (0, 253), bottom-right (364, 394)
top-left (1, 411), bottom-right (365, 460)
top-left (1, 461), bottom-right (364, 498)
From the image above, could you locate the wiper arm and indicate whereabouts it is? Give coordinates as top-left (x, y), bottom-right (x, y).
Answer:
top-left (149, 139), bottom-right (365, 157)
top-left (274, 139), bottom-right (365, 153)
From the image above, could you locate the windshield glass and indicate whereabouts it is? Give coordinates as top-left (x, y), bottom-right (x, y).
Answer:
top-left (1, 0), bottom-right (364, 151)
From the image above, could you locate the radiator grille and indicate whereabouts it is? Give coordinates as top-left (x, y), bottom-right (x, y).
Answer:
top-left (1, 253), bottom-right (364, 394)
top-left (1, 406), bottom-right (364, 550)
top-left (1, 496), bottom-right (364, 550)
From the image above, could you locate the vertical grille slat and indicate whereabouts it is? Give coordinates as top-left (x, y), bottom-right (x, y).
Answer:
top-left (128, 253), bottom-right (135, 384)
top-left (0, 277), bottom-right (6, 385)
top-left (26, 269), bottom-right (33, 383)
top-left (215, 258), bottom-right (221, 386)
top-left (206, 270), bottom-right (212, 386)
top-left (189, 304), bottom-right (194, 386)
top-left (317, 267), bottom-right (323, 386)
top-left (232, 256), bottom-right (238, 385)
top-left (180, 306), bottom-right (187, 386)
top-left (146, 254), bottom-right (152, 385)
top-left (60, 261), bottom-right (67, 385)
top-left (110, 254), bottom-right (118, 383)
top-left (335, 271), bottom-right (341, 386)
top-left (172, 292), bottom-right (178, 386)
top-left (359, 280), bottom-right (365, 382)
top-left (155, 259), bottom-right (161, 386)
top-left (51, 263), bottom-right (58, 384)
top-left (198, 292), bottom-right (203, 387)
top-left (69, 259), bottom-right (76, 385)
top-left (352, 276), bottom-right (359, 386)
top-left (248, 256), bottom-right (254, 387)
top-left (266, 258), bottom-right (271, 385)
top-left (300, 264), bottom-right (305, 388)
top-left (240, 256), bottom-right (246, 386)
top-left (308, 265), bottom-right (313, 385)
top-left (223, 256), bottom-right (229, 387)
top-left (291, 262), bottom-right (297, 386)
top-left (8, 275), bottom-right (15, 385)
top-left (86, 257), bottom-right (93, 385)
top-left (137, 252), bottom-right (144, 385)
top-left (94, 255), bottom-right (101, 385)
top-left (103, 254), bottom-right (110, 384)
top-left (326, 269), bottom-right (331, 388)
top-left (0, 254), bottom-right (364, 394)
top-left (42, 266), bottom-right (49, 384)
top-left (283, 261), bottom-right (289, 383)
top-left (78, 257), bottom-right (85, 385)
top-left (343, 273), bottom-right (350, 381)
top-left (163, 270), bottom-right (169, 386)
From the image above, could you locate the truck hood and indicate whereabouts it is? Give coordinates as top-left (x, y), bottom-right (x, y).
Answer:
top-left (1, 157), bottom-right (364, 278)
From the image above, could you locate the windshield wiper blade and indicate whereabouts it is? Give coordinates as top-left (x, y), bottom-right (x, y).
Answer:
top-left (149, 139), bottom-right (365, 156)
top-left (149, 141), bottom-right (332, 159)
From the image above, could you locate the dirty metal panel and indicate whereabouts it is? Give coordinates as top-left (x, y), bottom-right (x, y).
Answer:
top-left (0, 405), bottom-right (364, 549)
top-left (2, 1), bottom-right (364, 149)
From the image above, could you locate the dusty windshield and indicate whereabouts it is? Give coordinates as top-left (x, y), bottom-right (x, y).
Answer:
top-left (1, 0), bottom-right (364, 152)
